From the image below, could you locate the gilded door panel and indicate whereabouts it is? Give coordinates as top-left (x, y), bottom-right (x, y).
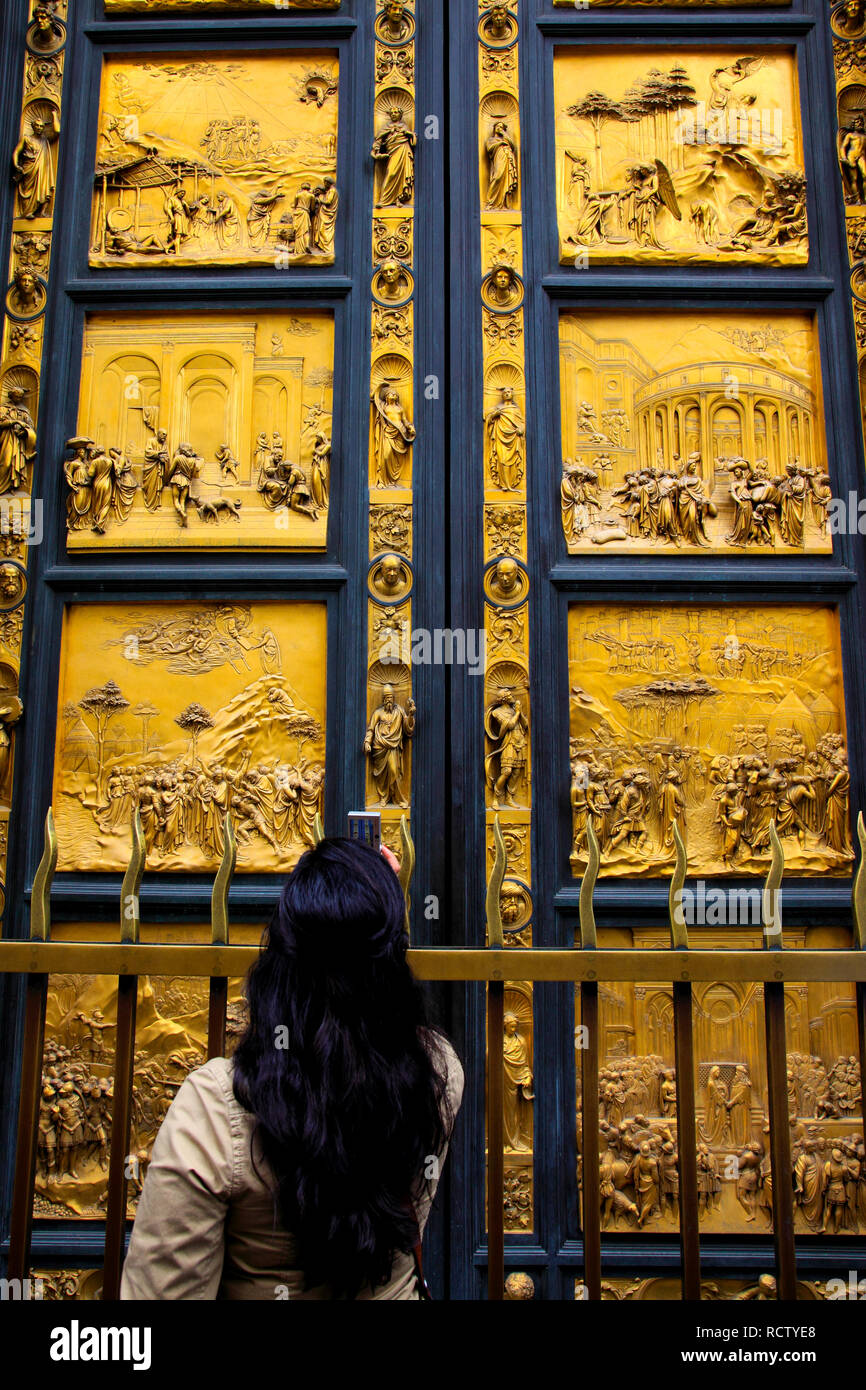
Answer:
top-left (90, 53), bottom-right (339, 269)
top-left (567, 603), bottom-right (853, 877)
top-left (554, 48), bottom-right (807, 266)
top-left (35, 921), bottom-right (258, 1222)
top-left (559, 310), bottom-right (831, 556)
top-left (51, 600), bottom-right (327, 873)
top-left (65, 311), bottom-right (334, 550)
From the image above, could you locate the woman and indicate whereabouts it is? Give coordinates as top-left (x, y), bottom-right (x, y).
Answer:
top-left (120, 839), bottom-right (462, 1299)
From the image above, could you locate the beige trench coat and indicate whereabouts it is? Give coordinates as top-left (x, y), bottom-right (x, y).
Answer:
top-left (120, 1039), bottom-right (463, 1301)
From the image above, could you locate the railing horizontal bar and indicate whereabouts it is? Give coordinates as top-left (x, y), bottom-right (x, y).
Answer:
top-left (1, 943), bottom-right (865, 983)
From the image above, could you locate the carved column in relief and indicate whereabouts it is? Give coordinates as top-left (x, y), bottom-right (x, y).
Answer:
top-left (477, 0), bottom-right (534, 1229)
top-left (831, 2), bottom-right (866, 460)
top-left (0, 0), bottom-right (70, 926)
top-left (366, 4), bottom-right (417, 861)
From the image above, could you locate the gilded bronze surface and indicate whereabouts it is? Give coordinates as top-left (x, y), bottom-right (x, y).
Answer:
top-left (90, 54), bottom-right (339, 268)
top-left (555, 50), bottom-right (807, 265)
top-left (33, 922), bottom-right (258, 1220)
top-left (559, 311), bottom-right (830, 555)
top-left (367, 5), bottom-right (417, 848)
top-left (577, 928), bottom-right (863, 1238)
top-left (66, 311), bottom-right (333, 551)
top-left (0, 0), bottom-right (69, 930)
top-left (52, 601), bottom-right (327, 873)
top-left (568, 604), bottom-right (852, 877)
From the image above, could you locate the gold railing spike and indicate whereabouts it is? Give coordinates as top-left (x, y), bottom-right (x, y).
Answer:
top-left (668, 820), bottom-right (689, 951)
top-left (398, 814), bottom-right (415, 918)
top-left (313, 811), bottom-right (325, 845)
top-left (210, 813), bottom-right (236, 947)
top-left (486, 815), bottom-right (506, 949)
top-left (762, 820), bottom-right (784, 947)
top-left (853, 811), bottom-right (866, 951)
top-left (578, 820), bottom-right (599, 951)
top-left (29, 806), bottom-right (57, 943)
top-left (120, 810), bottom-right (146, 945)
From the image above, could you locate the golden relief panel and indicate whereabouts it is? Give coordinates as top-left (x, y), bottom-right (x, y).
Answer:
top-left (559, 311), bottom-right (830, 556)
top-left (52, 601), bottom-right (327, 873)
top-left (576, 928), bottom-right (863, 1242)
top-left (554, 49), bottom-right (807, 265)
top-left (568, 603), bottom-right (852, 878)
top-left (90, 54), bottom-right (339, 268)
top-left (34, 923), bottom-right (258, 1221)
top-left (65, 311), bottom-right (333, 551)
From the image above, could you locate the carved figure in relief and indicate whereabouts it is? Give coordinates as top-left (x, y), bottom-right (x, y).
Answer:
top-left (165, 444), bottom-right (203, 527)
top-left (821, 1148), bottom-right (851, 1234)
top-left (702, 1066), bottom-right (730, 1146)
top-left (660, 1140), bottom-right (679, 1217)
top-left (12, 104), bottom-right (61, 219)
top-left (371, 108), bottom-right (417, 207)
top-left (485, 121), bottom-right (519, 211)
top-left (142, 429), bottom-right (169, 511)
top-left (839, 118), bottom-right (866, 204)
top-left (793, 1135), bottom-right (823, 1231)
top-left (380, 1), bottom-right (414, 44)
top-left (310, 431), bottom-right (331, 509)
top-left (485, 687), bottom-right (528, 808)
top-left (38, 1086), bottom-right (60, 1178)
top-left (725, 1064), bottom-right (752, 1147)
top-left (487, 557), bottom-right (528, 607)
top-left (257, 446), bottom-right (319, 519)
top-left (630, 1140), bottom-right (661, 1227)
top-left (246, 190), bottom-right (285, 250)
top-left (696, 1142), bottom-right (721, 1215)
top-left (372, 384), bottom-right (415, 486)
top-left (502, 1013), bottom-right (534, 1152)
top-left (215, 445), bottom-right (240, 485)
top-left (485, 386), bottom-right (525, 490)
top-left (0, 387), bottom-right (37, 493)
top-left (364, 683), bottom-right (416, 807)
top-left (735, 1141), bottom-right (763, 1221)
top-left (312, 177), bottom-right (339, 256)
top-left (561, 463), bottom-right (601, 543)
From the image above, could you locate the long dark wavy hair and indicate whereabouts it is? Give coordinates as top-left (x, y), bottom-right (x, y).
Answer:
top-left (232, 837), bottom-right (453, 1297)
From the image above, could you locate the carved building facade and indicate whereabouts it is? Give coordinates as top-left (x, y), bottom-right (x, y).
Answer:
top-left (0, 0), bottom-right (864, 1301)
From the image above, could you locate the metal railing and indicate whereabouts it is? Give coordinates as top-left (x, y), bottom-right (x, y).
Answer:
top-left (1, 809), bottom-right (865, 1301)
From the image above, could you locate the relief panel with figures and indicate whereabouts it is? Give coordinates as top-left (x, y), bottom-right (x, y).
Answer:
top-left (90, 53), bottom-right (339, 269)
top-left (65, 312), bottom-right (333, 550)
top-left (555, 49), bottom-right (807, 266)
top-left (568, 603), bottom-right (852, 878)
top-left (559, 310), bottom-right (831, 557)
top-left (52, 601), bottom-right (327, 874)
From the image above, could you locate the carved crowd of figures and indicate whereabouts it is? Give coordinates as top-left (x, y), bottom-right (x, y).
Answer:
top-left (39, 1043), bottom-right (114, 1183)
top-left (97, 753), bottom-right (324, 858)
top-left (64, 424), bottom-right (331, 533)
top-left (37, 1034), bottom-right (205, 1202)
top-left (571, 731), bottom-right (852, 864)
top-left (585, 1051), bottom-right (864, 1232)
top-left (256, 429), bottom-right (328, 518)
top-left (593, 1121), bottom-right (682, 1229)
top-left (562, 453), bottom-right (830, 550)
